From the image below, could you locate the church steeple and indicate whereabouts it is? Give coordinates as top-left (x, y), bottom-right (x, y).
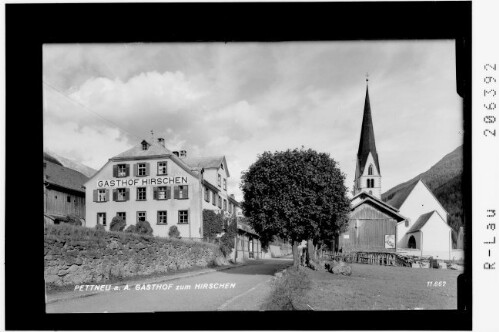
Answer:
top-left (354, 77), bottom-right (382, 198)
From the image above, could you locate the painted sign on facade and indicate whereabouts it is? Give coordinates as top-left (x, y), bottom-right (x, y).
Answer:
top-left (97, 176), bottom-right (188, 188)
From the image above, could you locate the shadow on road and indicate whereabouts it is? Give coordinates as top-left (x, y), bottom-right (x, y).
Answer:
top-left (219, 258), bottom-right (293, 276)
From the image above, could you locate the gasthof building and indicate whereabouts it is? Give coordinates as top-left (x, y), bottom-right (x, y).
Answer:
top-left (85, 138), bottom-right (239, 240)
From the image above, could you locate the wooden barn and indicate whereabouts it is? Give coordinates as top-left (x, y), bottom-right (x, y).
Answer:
top-left (44, 153), bottom-right (88, 222)
top-left (336, 192), bottom-right (406, 252)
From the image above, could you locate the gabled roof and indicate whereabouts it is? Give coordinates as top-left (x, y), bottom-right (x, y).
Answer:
top-left (357, 85), bottom-right (381, 175)
top-left (111, 139), bottom-right (173, 160)
top-left (407, 211), bottom-right (437, 234)
top-left (350, 192), bottom-right (406, 222)
top-left (383, 179), bottom-right (419, 209)
top-left (351, 191), bottom-right (401, 214)
top-left (183, 155), bottom-right (230, 177)
top-left (44, 160), bottom-right (89, 193)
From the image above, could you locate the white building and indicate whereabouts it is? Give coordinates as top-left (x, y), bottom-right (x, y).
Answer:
top-left (84, 138), bottom-right (238, 240)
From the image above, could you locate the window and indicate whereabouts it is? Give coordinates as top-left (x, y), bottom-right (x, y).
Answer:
top-left (114, 188), bottom-right (128, 201)
top-left (366, 179), bottom-right (374, 188)
top-left (174, 185), bottom-right (189, 199)
top-left (157, 211), bottom-right (167, 225)
top-left (368, 164), bottom-right (373, 175)
top-left (212, 191), bottom-right (216, 206)
top-left (220, 163), bottom-right (224, 170)
top-left (178, 210), bottom-right (189, 224)
top-left (137, 163), bottom-right (147, 176)
top-left (218, 195), bottom-right (222, 208)
top-left (97, 212), bottom-right (106, 226)
top-left (137, 211), bottom-right (147, 222)
top-left (117, 164), bottom-right (129, 177)
top-left (117, 212), bottom-right (126, 222)
top-left (67, 196), bottom-right (71, 203)
top-left (223, 199), bottom-right (227, 211)
top-left (408, 235), bottom-right (416, 249)
top-left (157, 161), bottom-right (167, 175)
top-left (155, 186), bottom-right (170, 200)
top-left (96, 189), bottom-right (107, 202)
top-left (137, 187), bottom-right (146, 200)
top-left (223, 178), bottom-right (227, 190)
top-left (218, 174), bottom-right (221, 187)
top-left (204, 187), bottom-right (210, 202)
top-left (141, 141), bottom-right (148, 150)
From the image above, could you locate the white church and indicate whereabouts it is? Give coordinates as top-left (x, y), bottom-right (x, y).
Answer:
top-left (338, 79), bottom-right (456, 260)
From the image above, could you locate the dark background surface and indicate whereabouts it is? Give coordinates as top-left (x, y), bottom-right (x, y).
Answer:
top-left (5, 2), bottom-right (471, 330)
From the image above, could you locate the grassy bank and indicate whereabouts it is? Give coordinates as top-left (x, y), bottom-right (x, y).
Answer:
top-left (261, 266), bottom-right (312, 310)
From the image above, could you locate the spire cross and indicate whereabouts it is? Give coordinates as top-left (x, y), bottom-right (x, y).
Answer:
top-left (366, 72), bottom-right (369, 84)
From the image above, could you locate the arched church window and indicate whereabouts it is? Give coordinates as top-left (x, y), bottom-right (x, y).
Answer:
top-left (368, 164), bottom-right (373, 175)
top-left (408, 235), bottom-right (416, 249)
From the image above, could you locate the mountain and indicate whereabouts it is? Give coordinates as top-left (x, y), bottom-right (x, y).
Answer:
top-left (44, 150), bottom-right (98, 178)
top-left (381, 145), bottom-right (464, 233)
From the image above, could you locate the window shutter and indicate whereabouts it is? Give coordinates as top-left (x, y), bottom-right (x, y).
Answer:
top-left (113, 189), bottom-right (117, 201)
top-left (134, 163), bottom-right (138, 177)
top-left (153, 187), bottom-right (158, 200)
top-left (93, 189), bottom-right (97, 202)
top-left (174, 186), bottom-right (180, 199)
top-left (157, 211), bottom-right (160, 224)
top-left (184, 186), bottom-right (189, 199)
top-left (145, 162), bottom-right (150, 176)
top-left (105, 189), bottom-right (110, 202)
top-left (125, 188), bottom-right (130, 201)
top-left (166, 186), bottom-right (172, 200)
top-left (126, 164), bottom-right (130, 177)
top-left (113, 165), bottom-right (118, 177)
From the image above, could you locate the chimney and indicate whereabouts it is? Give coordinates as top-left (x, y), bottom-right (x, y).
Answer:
top-left (157, 137), bottom-right (165, 148)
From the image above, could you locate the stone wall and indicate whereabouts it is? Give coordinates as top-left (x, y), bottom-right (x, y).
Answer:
top-left (44, 224), bottom-right (227, 287)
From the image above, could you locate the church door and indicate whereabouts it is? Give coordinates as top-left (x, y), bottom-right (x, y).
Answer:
top-left (408, 235), bottom-right (416, 249)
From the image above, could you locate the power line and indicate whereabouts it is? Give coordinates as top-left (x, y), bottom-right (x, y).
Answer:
top-left (42, 80), bottom-right (144, 142)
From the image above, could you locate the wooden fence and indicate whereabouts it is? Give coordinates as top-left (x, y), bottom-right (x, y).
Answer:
top-left (324, 251), bottom-right (412, 267)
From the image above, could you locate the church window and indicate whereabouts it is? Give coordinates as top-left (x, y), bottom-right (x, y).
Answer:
top-left (366, 179), bottom-right (374, 188)
top-left (368, 164), bottom-right (373, 175)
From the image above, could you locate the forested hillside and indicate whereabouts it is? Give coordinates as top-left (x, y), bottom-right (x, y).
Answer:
top-left (382, 145), bottom-right (464, 234)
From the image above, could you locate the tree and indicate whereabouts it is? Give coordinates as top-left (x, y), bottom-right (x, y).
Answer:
top-left (241, 148), bottom-right (350, 267)
top-left (110, 216), bottom-right (126, 232)
top-left (219, 216), bottom-right (238, 257)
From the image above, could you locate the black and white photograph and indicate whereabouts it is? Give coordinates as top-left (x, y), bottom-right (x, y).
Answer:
top-left (8, 1), bottom-right (497, 331)
top-left (42, 41), bottom-right (466, 312)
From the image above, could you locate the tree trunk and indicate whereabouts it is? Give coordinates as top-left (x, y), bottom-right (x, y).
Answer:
top-left (306, 239), bottom-right (315, 265)
top-left (292, 240), bottom-right (300, 267)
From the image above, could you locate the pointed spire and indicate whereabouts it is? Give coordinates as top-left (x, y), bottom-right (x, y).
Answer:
top-left (357, 79), bottom-right (381, 175)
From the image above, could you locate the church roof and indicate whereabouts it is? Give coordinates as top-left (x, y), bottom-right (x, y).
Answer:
top-left (383, 179), bottom-right (419, 209)
top-left (357, 85), bottom-right (381, 175)
top-left (407, 211), bottom-right (437, 233)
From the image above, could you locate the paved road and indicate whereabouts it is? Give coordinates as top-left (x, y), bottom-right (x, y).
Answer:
top-left (46, 258), bottom-right (292, 313)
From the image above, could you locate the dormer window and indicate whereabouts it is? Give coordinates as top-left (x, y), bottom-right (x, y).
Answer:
top-left (368, 164), bottom-right (373, 175)
top-left (141, 141), bottom-right (149, 151)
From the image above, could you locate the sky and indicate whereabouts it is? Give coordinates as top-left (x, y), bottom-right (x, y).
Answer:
top-left (43, 41), bottom-right (463, 201)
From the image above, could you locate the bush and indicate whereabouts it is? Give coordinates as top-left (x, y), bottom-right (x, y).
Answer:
top-left (135, 220), bottom-right (153, 236)
top-left (110, 216), bottom-right (126, 232)
top-left (95, 224), bottom-right (106, 232)
top-left (125, 225), bottom-right (136, 233)
top-left (168, 225), bottom-right (181, 239)
top-left (203, 210), bottom-right (224, 241)
top-left (64, 214), bottom-right (82, 226)
top-left (220, 217), bottom-right (238, 257)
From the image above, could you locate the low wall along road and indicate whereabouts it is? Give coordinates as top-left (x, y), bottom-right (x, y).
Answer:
top-left (44, 224), bottom-right (227, 288)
